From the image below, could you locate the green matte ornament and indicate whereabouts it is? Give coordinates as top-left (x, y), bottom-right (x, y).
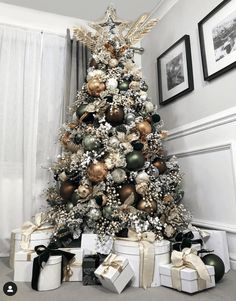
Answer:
top-left (126, 151), bottom-right (145, 171)
top-left (152, 114), bottom-right (161, 123)
top-left (76, 104), bottom-right (94, 123)
top-left (118, 80), bottom-right (130, 91)
top-left (82, 135), bottom-right (101, 151)
top-left (202, 254), bottom-right (225, 283)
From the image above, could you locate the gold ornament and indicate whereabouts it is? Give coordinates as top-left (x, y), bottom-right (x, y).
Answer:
top-left (87, 162), bottom-right (108, 183)
top-left (77, 185), bottom-right (92, 198)
top-left (108, 58), bottom-right (119, 68)
top-left (137, 199), bottom-right (157, 213)
top-left (136, 120), bottom-right (152, 137)
top-left (87, 78), bottom-right (106, 97)
top-left (163, 194), bottom-right (174, 203)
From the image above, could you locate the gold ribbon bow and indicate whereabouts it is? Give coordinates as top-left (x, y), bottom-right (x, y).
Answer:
top-left (102, 253), bottom-right (124, 276)
top-left (117, 229), bottom-right (156, 289)
top-left (171, 248), bottom-right (211, 291)
top-left (64, 257), bottom-right (82, 281)
top-left (20, 212), bottom-right (51, 250)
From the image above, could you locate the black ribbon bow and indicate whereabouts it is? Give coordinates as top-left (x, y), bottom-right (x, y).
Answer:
top-left (172, 231), bottom-right (203, 251)
top-left (31, 245), bottom-right (75, 291)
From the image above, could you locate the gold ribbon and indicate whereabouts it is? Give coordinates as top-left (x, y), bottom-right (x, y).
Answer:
top-left (171, 248), bottom-right (211, 291)
top-left (116, 229), bottom-right (156, 289)
top-left (20, 212), bottom-right (53, 250)
top-left (64, 258), bottom-right (82, 281)
top-left (101, 253), bottom-right (124, 277)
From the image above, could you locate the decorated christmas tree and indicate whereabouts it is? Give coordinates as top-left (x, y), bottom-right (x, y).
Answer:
top-left (45, 5), bottom-right (191, 246)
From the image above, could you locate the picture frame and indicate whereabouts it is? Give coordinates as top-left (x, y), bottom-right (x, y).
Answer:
top-left (198, 0), bottom-right (236, 81)
top-left (157, 35), bottom-right (194, 105)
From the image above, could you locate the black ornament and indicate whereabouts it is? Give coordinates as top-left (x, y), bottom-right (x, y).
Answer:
top-left (132, 141), bottom-right (144, 151)
top-left (76, 104), bottom-right (94, 123)
top-left (105, 95), bottom-right (113, 103)
top-left (95, 195), bottom-right (103, 206)
top-left (152, 114), bottom-right (161, 123)
top-left (202, 254), bottom-right (225, 283)
top-left (74, 133), bottom-right (82, 145)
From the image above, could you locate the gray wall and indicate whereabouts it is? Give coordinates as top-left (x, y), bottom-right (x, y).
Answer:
top-left (142, 0), bottom-right (236, 130)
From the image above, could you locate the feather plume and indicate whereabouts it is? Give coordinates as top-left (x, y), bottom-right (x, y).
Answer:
top-left (73, 27), bottom-right (96, 50)
top-left (125, 13), bottom-right (149, 38)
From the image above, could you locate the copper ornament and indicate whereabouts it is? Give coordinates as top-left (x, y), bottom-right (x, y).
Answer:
top-left (119, 183), bottom-right (138, 203)
top-left (137, 199), bottom-right (157, 213)
top-left (87, 78), bottom-right (106, 97)
top-left (136, 120), bottom-right (152, 137)
top-left (105, 106), bottom-right (124, 126)
top-left (163, 194), bottom-right (174, 203)
top-left (60, 181), bottom-right (77, 200)
top-left (153, 160), bottom-right (167, 174)
top-left (87, 162), bottom-right (108, 183)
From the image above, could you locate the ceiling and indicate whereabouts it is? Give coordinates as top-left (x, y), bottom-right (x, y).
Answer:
top-left (0, 0), bottom-right (162, 21)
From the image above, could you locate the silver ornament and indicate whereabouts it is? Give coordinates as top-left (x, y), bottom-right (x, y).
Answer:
top-left (140, 92), bottom-right (148, 101)
top-left (111, 168), bottom-right (127, 183)
top-left (88, 208), bottom-right (102, 221)
top-left (125, 113), bottom-right (136, 125)
top-left (135, 171), bottom-right (150, 184)
top-left (108, 58), bottom-right (118, 68)
top-left (145, 101), bottom-right (154, 113)
top-left (106, 78), bottom-right (118, 90)
top-left (153, 167), bottom-right (160, 177)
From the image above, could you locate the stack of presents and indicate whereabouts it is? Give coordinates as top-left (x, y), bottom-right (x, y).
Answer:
top-left (10, 214), bottom-right (230, 294)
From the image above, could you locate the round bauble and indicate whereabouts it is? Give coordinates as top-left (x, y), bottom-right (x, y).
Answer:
top-left (202, 254), bottom-right (225, 283)
top-left (119, 183), bottom-right (138, 203)
top-left (108, 58), bottom-right (119, 68)
top-left (88, 208), bottom-right (102, 221)
top-left (105, 106), bottom-right (124, 126)
top-left (153, 160), bottom-right (167, 174)
top-left (118, 80), bottom-right (130, 91)
top-left (129, 81), bottom-right (140, 91)
top-left (76, 104), bottom-right (94, 123)
top-left (66, 202), bottom-right (74, 212)
top-left (135, 171), bottom-right (149, 184)
top-left (132, 141), bottom-right (144, 151)
top-left (126, 151), bottom-right (145, 171)
top-left (87, 70), bottom-right (105, 81)
top-left (111, 168), bottom-right (127, 184)
top-left (136, 121), bottom-right (152, 137)
top-left (145, 101), bottom-right (154, 113)
top-left (152, 114), bottom-right (161, 123)
top-left (87, 162), bottom-right (108, 183)
top-left (87, 78), bottom-right (106, 97)
top-left (137, 199), bottom-right (157, 213)
top-left (140, 92), bottom-right (148, 102)
top-left (125, 113), bottom-right (136, 125)
top-left (106, 78), bottom-right (118, 90)
top-left (95, 194), bottom-right (107, 207)
top-left (163, 194), bottom-right (174, 203)
top-left (141, 82), bottom-right (148, 91)
top-left (60, 181), bottom-right (77, 200)
top-left (74, 133), bottom-right (82, 145)
top-left (77, 184), bottom-right (92, 198)
top-left (82, 135), bottom-right (101, 151)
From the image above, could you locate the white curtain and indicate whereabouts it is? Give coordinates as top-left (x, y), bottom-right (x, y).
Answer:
top-left (0, 25), bottom-right (67, 256)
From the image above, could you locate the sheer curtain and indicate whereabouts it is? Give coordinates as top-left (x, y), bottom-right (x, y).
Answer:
top-left (0, 25), bottom-right (67, 256)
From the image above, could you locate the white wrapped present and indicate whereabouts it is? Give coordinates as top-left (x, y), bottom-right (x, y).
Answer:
top-left (81, 233), bottom-right (113, 255)
top-left (94, 253), bottom-right (134, 294)
top-left (9, 212), bottom-right (53, 268)
top-left (160, 248), bottom-right (215, 293)
top-left (192, 228), bottom-right (230, 272)
top-left (160, 264), bottom-right (215, 293)
top-left (59, 248), bottom-right (83, 281)
top-left (14, 250), bottom-right (37, 282)
top-left (113, 230), bottom-right (170, 288)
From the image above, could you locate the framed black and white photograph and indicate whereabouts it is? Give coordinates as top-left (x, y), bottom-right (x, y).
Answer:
top-left (157, 35), bottom-right (194, 105)
top-left (199, 0), bottom-right (236, 81)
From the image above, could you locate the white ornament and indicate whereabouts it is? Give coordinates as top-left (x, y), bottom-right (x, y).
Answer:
top-left (140, 92), bottom-right (148, 101)
top-left (145, 101), bottom-right (154, 113)
top-left (135, 171), bottom-right (150, 184)
top-left (111, 168), bottom-right (127, 183)
top-left (87, 70), bottom-right (105, 81)
top-left (108, 58), bottom-right (118, 68)
top-left (106, 78), bottom-right (118, 90)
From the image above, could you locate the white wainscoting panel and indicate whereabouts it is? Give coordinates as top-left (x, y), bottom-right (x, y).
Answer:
top-left (164, 107), bottom-right (236, 270)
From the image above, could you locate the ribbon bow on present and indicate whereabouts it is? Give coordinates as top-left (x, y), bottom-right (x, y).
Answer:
top-left (102, 253), bottom-right (124, 275)
top-left (31, 245), bottom-right (75, 291)
top-left (20, 212), bottom-right (52, 250)
top-left (171, 248), bottom-right (211, 291)
top-left (117, 229), bottom-right (156, 289)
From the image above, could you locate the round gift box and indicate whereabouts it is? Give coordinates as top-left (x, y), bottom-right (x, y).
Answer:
top-left (38, 255), bottom-right (62, 291)
top-left (113, 239), bottom-right (170, 287)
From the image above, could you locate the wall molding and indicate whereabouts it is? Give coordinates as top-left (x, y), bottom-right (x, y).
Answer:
top-left (192, 218), bottom-right (236, 234)
top-left (166, 106), bottom-right (236, 141)
top-left (154, 0), bottom-right (179, 20)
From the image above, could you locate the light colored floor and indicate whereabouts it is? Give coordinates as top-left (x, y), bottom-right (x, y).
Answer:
top-left (0, 257), bottom-right (236, 301)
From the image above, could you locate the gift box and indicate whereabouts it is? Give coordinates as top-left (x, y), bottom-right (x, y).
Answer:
top-left (113, 236), bottom-right (170, 288)
top-left (192, 228), bottom-right (230, 272)
top-left (95, 253), bottom-right (134, 294)
top-left (160, 263), bottom-right (215, 293)
top-left (14, 250), bottom-right (37, 282)
top-left (81, 234), bottom-right (113, 255)
top-left (59, 248), bottom-right (83, 281)
top-left (82, 253), bottom-right (107, 285)
top-left (9, 226), bottom-right (53, 268)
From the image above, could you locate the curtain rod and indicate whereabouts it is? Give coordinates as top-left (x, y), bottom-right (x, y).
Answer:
top-left (0, 22), bottom-right (66, 38)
